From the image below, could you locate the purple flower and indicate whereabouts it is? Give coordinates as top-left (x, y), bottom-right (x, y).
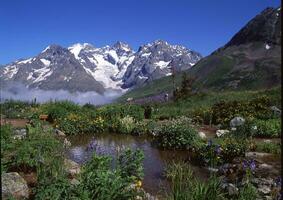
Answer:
top-left (275, 176), bottom-right (282, 187)
top-left (249, 160), bottom-right (256, 171)
top-left (215, 145), bottom-right (221, 154)
top-left (207, 139), bottom-right (212, 147)
top-left (242, 160), bottom-right (248, 169)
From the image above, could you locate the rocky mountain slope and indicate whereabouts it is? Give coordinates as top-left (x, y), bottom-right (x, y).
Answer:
top-left (191, 7), bottom-right (281, 90)
top-left (118, 6), bottom-right (281, 101)
top-left (0, 40), bottom-right (201, 94)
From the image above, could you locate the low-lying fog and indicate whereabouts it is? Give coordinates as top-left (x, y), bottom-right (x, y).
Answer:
top-left (0, 83), bottom-right (123, 105)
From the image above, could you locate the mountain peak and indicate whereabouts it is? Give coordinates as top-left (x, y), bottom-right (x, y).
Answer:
top-left (112, 41), bottom-right (132, 52)
top-left (224, 7), bottom-right (281, 47)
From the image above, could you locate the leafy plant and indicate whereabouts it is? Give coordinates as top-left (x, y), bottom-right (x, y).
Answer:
top-left (118, 148), bottom-right (144, 181)
top-left (252, 118), bottom-right (281, 137)
top-left (154, 118), bottom-right (202, 149)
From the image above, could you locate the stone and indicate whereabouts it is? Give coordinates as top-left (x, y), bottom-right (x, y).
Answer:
top-left (216, 129), bottom-right (229, 137)
top-left (2, 172), bottom-right (29, 199)
top-left (63, 138), bottom-right (71, 148)
top-left (258, 163), bottom-right (273, 170)
top-left (55, 129), bottom-right (66, 137)
top-left (258, 185), bottom-right (271, 195)
top-left (230, 117), bottom-right (245, 127)
top-left (245, 152), bottom-right (273, 159)
top-left (227, 183), bottom-right (239, 196)
top-left (13, 129), bottom-right (27, 140)
top-left (64, 159), bottom-right (81, 178)
top-left (70, 178), bottom-right (80, 186)
top-left (207, 167), bottom-right (218, 173)
top-left (270, 106), bottom-right (281, 116)
top-left (198, 131), bottom-right (207, 140)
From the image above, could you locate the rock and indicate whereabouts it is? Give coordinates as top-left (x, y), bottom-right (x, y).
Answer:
top-left (270, 106), bottom-right (281, 116)
top-left (258, 185), bottom-right (271, 195)
top-left (64, 159), bottom-right (81, 178)
top-left (55, 129), bottom-right (66, 137)
top-left (198, 132), bottom-right (207, 140)
top-left (127, 97), bottom-right (133, 102)
top-left (245, 152), bottom-right (273, 159)
top-left (63, 138), bottom-right (71, 148)
top-left (251, 178), bottom-right (273, 186)
top-left (70, 178), bottom-right (80, 186)
top-left (2, 172), bottom-right (29, 199)
top-left (216, 129), bottom-right (229, 137)
top-left (13, 129), bottom-right (27, 140)
top-left (207, 167), bottom-right (218, 173)
top-left (230, 117), bottom-right (245, 128)
top-left (227, 183), bottom-right (239, 196)
top-left (258, 163), bottom-right (273, 170)
top-left (263, 139), bottom-right (271, 143)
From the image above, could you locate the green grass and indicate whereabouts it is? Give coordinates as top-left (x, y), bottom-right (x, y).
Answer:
top-left (152, 87), bottom-right (281, 119)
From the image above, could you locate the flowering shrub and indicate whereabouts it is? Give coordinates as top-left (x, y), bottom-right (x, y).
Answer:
top-left (209, 96), bottom-right (272, 127)
top-left (97, 104), bottom-right (144, 132)
top-left (55, 113), bottom-right (105, 135)
top-left (117, 115), bottom-right (136, 134)
top-left (154, 118), bottom-right (202, 149)
top-left (252, 118), bottom-right (281, 137)
top-left (199, 136), bottom-right (247, 166)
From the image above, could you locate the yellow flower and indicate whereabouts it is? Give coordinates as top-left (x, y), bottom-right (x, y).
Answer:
top-left (135, 180), bottom-right (142, 188)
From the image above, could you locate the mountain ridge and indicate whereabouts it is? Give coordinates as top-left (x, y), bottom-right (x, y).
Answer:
top-left (0, 40), bottom-right (202, 94)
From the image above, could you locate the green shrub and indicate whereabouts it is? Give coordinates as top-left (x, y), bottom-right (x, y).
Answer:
top-left (81, 153), bottom-right (139, 200)
top-left (165, 162), bottom-right (225, 200)
top-left (199, 136), bottom-right (247, 166)
top-left (255, 141), bottom-right (281, 154)
top-left (210, 96), bottom-right (272, 127)
top-left (252, 119), bottom-right (281, 137)
top-left (154, 118), bottom-right (202, 149)
top-left (117, 115), bottom-right (136, 134)
top-left (97, 104), bottom-right (144, 132)
top-left (1, 125), bottom-right (15, 173)
top-left (0, 100), bottom-right (36, 118)
top-left (118, 148), bottom-right (144, 181)
top-left (237, 183), bottom-right (258, 200)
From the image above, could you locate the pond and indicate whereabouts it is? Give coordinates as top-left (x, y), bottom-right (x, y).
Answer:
top-left (66, 133), bottom-right (210, 196)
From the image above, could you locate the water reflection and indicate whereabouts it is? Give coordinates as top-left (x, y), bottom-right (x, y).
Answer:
top-left (66, 133), bottom-right (208, 195)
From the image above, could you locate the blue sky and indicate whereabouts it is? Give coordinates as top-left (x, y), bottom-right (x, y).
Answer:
top-left (0, 0), bottom-right (280, 64)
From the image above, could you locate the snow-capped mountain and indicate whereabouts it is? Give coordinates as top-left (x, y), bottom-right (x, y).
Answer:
top-left (122, 40), bottom-right (202, 88)
top-left (0, 40), bottom-right (202, 93)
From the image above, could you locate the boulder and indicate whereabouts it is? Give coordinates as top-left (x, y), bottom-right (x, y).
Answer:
top-left (257, 185), bottom-right (271, 195)
top-left (198, 132), bottom-right (207, 140)
top-left (227, 183), bottom-right (239, 196)
top-left (13, 129), bottom-right (27, 140)
top-left (230, 117), bottom-right (245, 128)
top-left (63, 138), bottom-right (71, 148)
top-left (55, 129), bottom-right (66, 137)
top-left (270, 106), bottom-right (281, 116)
top-left (216, 129), bottom-right (229, 137)
top-left (2, 172), bottom-right (29, 200)
top-left (64, 159), bottom-right (81, 178)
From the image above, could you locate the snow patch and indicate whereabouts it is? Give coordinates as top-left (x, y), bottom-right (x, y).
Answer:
top-left (68, 43), bottom-right (90, 59)
top-left (40, 58), bottom-right (51, 66)
top-left (18, 58), bottom-right (32, 64)
top-left (42, 46), bottom-right (50, 53)
top-left (3, 65), bottom-right (19, 78)
top-left (154, 60), bottom-right (171, 69)
top-left (141, 52), bottom-right (151, 57)
top-left (33, 67), bottom-right (53, 83)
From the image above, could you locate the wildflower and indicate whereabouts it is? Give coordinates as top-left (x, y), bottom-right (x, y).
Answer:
top-left (242, 160), bottom-right (248, 169)
top-left (135, 180), bottom-right (142, 188)
top-left (275, 176), bottom-right (282, 187)
top-left (249, 159), bottom-right (256, 171)
top-left (207, 139), bottom-right (212, 147)
top-left (215, 145), bottom-right (222, 154)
